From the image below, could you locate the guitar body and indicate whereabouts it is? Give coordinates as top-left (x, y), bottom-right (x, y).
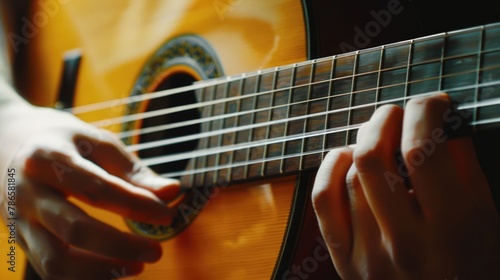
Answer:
top-left (4, 0), bottom-right (313, 279)
top-left (3, 0), bottom-right (500, 280)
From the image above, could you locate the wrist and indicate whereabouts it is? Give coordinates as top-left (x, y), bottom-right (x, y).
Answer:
top-left (0, 82), bottom-right (34, 113)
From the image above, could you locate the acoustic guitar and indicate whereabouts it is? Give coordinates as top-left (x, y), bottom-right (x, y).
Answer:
top-left (1, 0), bottom-right (500, 279)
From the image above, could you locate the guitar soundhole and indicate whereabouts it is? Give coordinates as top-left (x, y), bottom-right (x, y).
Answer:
top-left (125, 34), bottom-right (224, 240)
top-left (138, 73), bottom-right (200, 177)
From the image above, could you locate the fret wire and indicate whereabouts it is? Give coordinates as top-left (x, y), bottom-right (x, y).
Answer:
top-left (117, 61), bottom-right (500, 142)
top-left (403, 41), bottom-right (414, 108)
top-left (241, 76), bottom-right (252, 180)
top-left (161, 146), bottom-right (338, 179)
top-left (159, 99), bottom-right (500, 181)
top-left (375, 46), bottom-right (385, 109)
top-left (228, 78), bottom-right (241, 181)
top-left (299, 60), bottom-right (316, 171)
top-left (187, 88), bottom-right (203, 187)
top-left (70, 24), bottom-right (500, 119)
top-left (438, 35), bottom-right (446, 91)
top-left (163, 147), bottom-right (337, 179)
top-left (346, 51), bottom-right (360, 145)
top-left (199, 86), bottom-right (215, 185)
top-left (142, 93), bottom-right (500, 169)
top-left (262, 68), bottom-right (279, 176)
top-left (280, 63), bottom-right (297, 173)
top-left (211, 83), bottom-right (227, 184)
top-left (474, 26), bottom-right (486, 132)
top-left (229, 76), bottom-right (245, 180)
top-left (159, 27), bottom-right (500, 182)
top-left (252, 71), bottom-right (264, 177)
top-left (321, 56), bottom-right (336, 161)
top-left (220, 80), bottom-right (233, 182)
top-left (245, 72), bottom-right (261, 179)
top-left (126, 70), bottom-right (500, 154)
top-left (94, 47), bottom-right (500, 129)
top-left (132, 82), bottom-right (500, 168)
top-left (88, 34), bottom-right (500, 160)
top-left (159, 123), bottom-right (364, 178)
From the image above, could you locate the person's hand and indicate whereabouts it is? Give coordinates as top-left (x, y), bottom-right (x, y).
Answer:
top-left (312, 94), bottom-right (500, 279)
top-left (0, 105), bottom-right (180, 279)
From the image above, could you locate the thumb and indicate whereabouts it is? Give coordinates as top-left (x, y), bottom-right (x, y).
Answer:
top-left (73, 130), bottom-right (181, 202)
top-left (127, 165), bottom-right (181, 202)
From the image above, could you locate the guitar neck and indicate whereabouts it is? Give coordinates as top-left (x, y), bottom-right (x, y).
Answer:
top-left (134, 23), bottom-right (500, 187)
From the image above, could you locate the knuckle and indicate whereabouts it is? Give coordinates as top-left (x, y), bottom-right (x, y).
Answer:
top-left (33, 146), bottom-right (71, 162)
top-left (80, 179), bottom-right (108, 206)
top-left (23, 147), bottom-right (49, 171)
top-left (407, 93), bottom-right (449, 110)
top-left (23, 146), bottom-right (72, 174)
top-left (353, 145), bottom-right (383, 174)
top-left (378, 104), bottom-right (402, 115)
top-left (74, 128), bottom-right (115, 152)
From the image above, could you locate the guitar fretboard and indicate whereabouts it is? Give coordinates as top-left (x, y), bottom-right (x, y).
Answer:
top-left (137, 23), bottom-right (500, 188)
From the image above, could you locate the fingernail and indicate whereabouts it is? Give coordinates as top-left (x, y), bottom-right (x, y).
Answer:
top-left (143, 174), bottom-right (180, 189)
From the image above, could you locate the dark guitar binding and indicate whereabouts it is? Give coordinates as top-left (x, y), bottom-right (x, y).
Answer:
top-left (26, 1), bottom-right (500, 279)
top-left (272, 1), bottom-right (500, 279)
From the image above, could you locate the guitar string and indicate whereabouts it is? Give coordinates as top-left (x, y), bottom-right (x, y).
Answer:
top-left (157, 112), bottom-right (500, 179)
top-left (115, 62), bottom-right (500, 141)
top-left (135, 89), bottom-right (500, 173)
top-left (87, 50), bottom-right (500, 129)
top-left (62, 26), bottom-right (497, 177)
top-left (123, 78), bottom-right (500, 153)
top-left (157, 118), bottom-right (497, 180)
top-left (93, 60), bottom-right (500, 151)
top-left (78, 48), bottom-right (500, 176)
top-left (69, 33), bottom-right (500, 118)
top-left (69, 25), bottom-right (498, 116)
top-left (156, 111), bottom-right (500, 180)
top-left (143, 122), bottom-right (364, 168)
top-left (160, 145), bottom-right (347, 179)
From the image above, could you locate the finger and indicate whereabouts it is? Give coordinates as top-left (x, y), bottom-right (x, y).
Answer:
top-left (353, 105), bottom-right (418, 233)
top-left (19, 220), bottom-right (144, 280)
top-left (127, 165), bottom-right (181, 202)
top-left (312, 147), bottom-right (354, 263)
top-left (23, 147), bottom-right (172, 224)
top-left (345, 164), bottom-right (380, 246)
top-left (401, 93), bottom-right (467, 215)
top-left (27, 181), bottom-right (162, 263)
top-left (73, 132), bottom-right (180, 202)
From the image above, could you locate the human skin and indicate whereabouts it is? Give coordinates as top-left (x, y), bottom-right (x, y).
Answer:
top-left (312, 94), bottom-right (500, 279)
top-left (0, 2), bottom-right (180, 279)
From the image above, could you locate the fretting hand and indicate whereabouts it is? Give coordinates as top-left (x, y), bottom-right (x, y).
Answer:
top-left (312, 94), bottom-right (500, 279)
